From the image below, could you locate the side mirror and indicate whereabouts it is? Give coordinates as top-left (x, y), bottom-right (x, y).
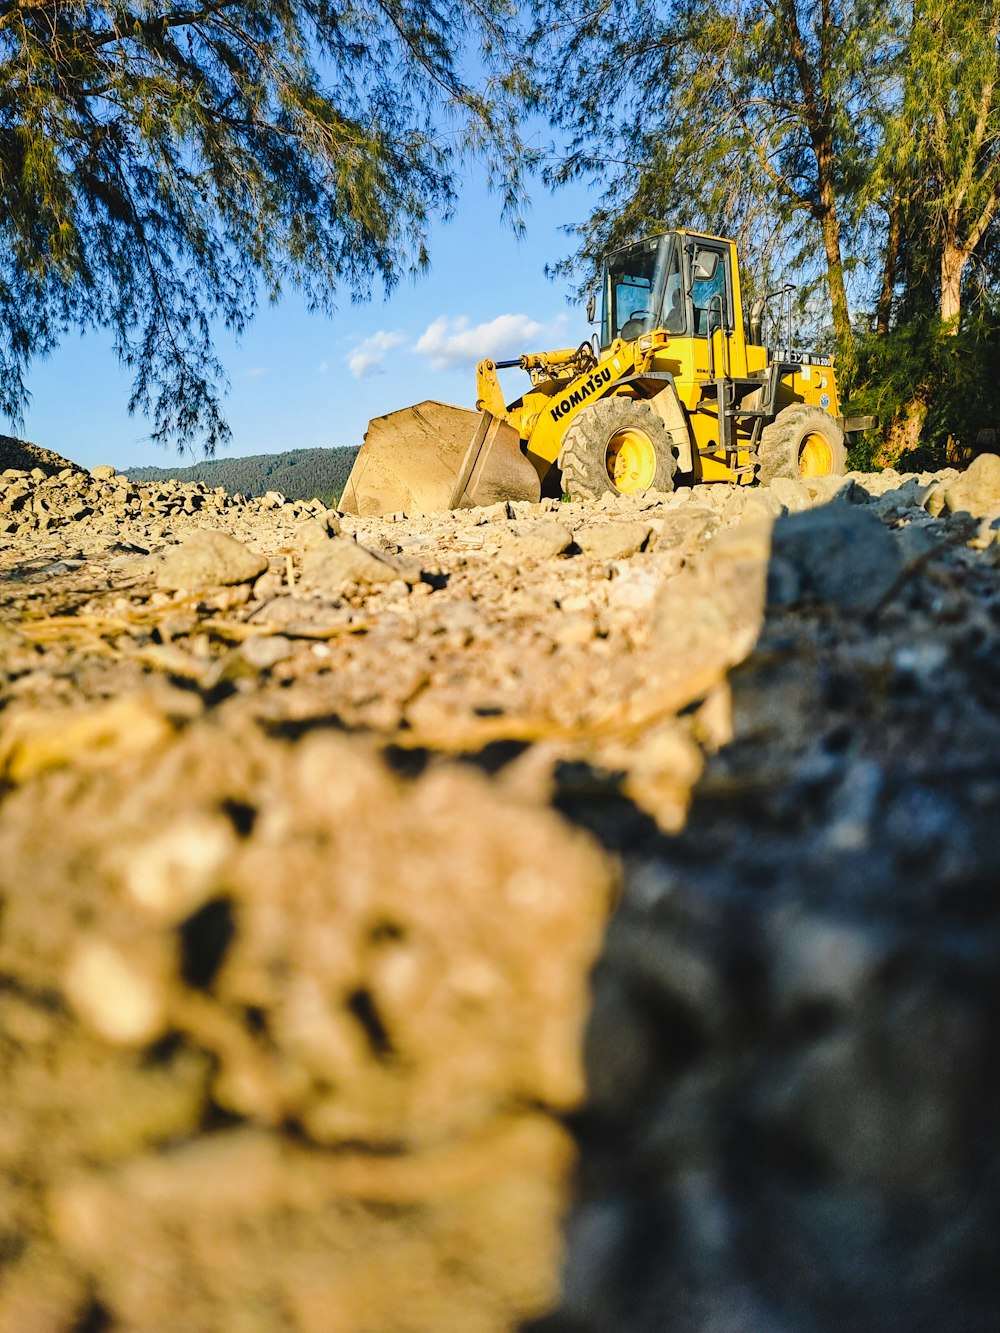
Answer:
top-left (586, 291), bottom-right (596, 324)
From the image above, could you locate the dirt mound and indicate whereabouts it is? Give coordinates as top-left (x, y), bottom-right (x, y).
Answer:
top-left (0, 432), bottom-right (82, 476)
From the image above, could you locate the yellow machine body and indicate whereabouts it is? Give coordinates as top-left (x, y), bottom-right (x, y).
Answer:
top-left (340, 229), bottom-right (845, 516)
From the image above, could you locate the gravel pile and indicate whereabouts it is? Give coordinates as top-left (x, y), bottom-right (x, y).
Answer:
top-left (0, 460), bottom-right (331, 546)
top-left (0, 432), bottom-right (83, 476)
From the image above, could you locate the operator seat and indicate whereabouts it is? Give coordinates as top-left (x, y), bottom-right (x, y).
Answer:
top-left (620, 314), bottom-right (650, 340)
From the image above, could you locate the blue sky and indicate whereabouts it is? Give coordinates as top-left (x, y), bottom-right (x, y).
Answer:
top-left (18, 162), bottom-right (596, 473)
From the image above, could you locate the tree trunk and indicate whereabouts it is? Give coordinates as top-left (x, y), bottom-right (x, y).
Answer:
top-left (783, 0), bottom-right (853, 368)
top-left (876, 201), bottom-right (901, 336)
top-left (885, 395), bottom-right (928, 463)
top-left (940, 243), bottom-right (966, 330)
top-left (818, 199), bottom-right (853, 366)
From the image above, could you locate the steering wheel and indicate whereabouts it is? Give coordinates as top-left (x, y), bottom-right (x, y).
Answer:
top-left (576, 339), bottom-right (598, 371)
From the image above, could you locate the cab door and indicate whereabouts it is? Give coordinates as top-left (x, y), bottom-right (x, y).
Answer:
top-left (688, 239), bottom-right (746, 381)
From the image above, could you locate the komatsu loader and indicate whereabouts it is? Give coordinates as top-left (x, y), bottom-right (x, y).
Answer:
top-left (340, 230), bottom-right (859, 517)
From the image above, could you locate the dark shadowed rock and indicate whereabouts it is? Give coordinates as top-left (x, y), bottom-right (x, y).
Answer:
top-left (768, 502), bottom-right (903, 611)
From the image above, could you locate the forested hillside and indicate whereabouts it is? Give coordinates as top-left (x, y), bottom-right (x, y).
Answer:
top-left (124, 447), bottom-right (359, 504)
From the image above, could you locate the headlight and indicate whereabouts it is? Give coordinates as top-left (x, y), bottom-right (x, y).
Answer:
top-left (638, 331), bottom-right (668, 354)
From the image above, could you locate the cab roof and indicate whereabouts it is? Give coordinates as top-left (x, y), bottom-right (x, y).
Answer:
top-left (604, 229), bottom-right (736, 261)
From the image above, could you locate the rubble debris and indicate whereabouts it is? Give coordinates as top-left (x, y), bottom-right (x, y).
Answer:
top-left (1, 445), bottom-right (998, 1330)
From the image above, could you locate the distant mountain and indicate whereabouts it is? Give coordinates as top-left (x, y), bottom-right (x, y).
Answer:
top-left (124, 446), bottom-right (360, 506)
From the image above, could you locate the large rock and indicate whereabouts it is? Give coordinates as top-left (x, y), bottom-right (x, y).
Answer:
top-left (575, 520), bottom-right (653, 561)
top-left (293, 512), bottom-right (341, 557)
top-left (0, 718), bottom-right (611, 1332)
top-left (641, 518), bottom-right (773, 721)
top-left (766, 475), bottom-right (811, 512)
top-left (298, 535), bottom-right (423, 590)
top-left (498, 520), bottom-right (573, 564)
top-left (768, 501), bottom-right (903, 611)
top-left (156, 528), bottom-right (268, 590)
top-left (941, 451), bottom-right (1000, 517)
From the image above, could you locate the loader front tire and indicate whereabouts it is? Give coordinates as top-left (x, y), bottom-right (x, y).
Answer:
top-left (757, 405), bottom-right (847, 485)
top-left (558, 398), bottom-right (677, 501)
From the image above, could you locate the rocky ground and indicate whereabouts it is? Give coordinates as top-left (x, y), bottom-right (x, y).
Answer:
top-left (1, 436), bottom-right (999, 1331)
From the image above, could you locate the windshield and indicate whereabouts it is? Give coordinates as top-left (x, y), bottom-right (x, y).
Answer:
top-left (601, 235), bottom-right (681, 346)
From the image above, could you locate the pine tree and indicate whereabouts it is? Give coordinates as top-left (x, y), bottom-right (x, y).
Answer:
top-left (878, 0), bottom-right (1000, 329)
top-left (0, 1), bottom-right (531, 449)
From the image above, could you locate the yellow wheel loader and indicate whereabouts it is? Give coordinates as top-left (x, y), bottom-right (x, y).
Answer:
top-left (340, 230), bottom-right (862, 517)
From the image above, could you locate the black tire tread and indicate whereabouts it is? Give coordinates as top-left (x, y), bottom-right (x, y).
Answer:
top-left (558, 398), bottom-right (677, 501)
top-left (757, 404), bottom-right (847, 485)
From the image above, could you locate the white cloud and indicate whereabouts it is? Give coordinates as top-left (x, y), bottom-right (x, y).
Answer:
top-left (346, 330), bottom-right (407, 378)
top-left (414, 313), bottom-right (563, 371)
top-left (246, 367), bottom-right (270, 380)
top-left (318, 360), bottom-right (329, 374)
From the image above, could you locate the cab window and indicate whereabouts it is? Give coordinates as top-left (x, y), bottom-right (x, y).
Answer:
top-left (689, 245), bottom-right (730, 337)
top-left (601, 237), bottom-right (676, 345)
top-left (615, 274), bottom-right (653, 337)
top-left (662, 245), bottom-right (685, 334)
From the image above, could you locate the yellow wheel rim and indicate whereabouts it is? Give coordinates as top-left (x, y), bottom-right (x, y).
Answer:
top-left (799, 432), bottom-right (833, 477)
top-left (605, 427), bottom-right (657, 494)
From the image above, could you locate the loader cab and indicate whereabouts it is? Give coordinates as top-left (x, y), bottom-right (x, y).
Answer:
top-left (599, 229), bottom-right (753, 390)
top-left (599, 231), bottom-right (737, 350)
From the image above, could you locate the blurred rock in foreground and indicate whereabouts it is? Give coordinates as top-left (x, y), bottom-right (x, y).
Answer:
top-left (0, 718), bottom-right (609, 1331)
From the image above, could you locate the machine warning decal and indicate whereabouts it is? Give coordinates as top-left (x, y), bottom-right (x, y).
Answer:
top-left (549, 366), bottom-right (614, 421)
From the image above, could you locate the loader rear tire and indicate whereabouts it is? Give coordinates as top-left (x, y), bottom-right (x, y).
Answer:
top-left (757, 405), bottom-right (847, 485)
top-left (558, 398), bottom-right (677, 501)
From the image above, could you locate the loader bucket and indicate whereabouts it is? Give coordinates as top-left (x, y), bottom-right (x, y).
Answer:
top-left (339, 400), bottom-right (540, 518)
